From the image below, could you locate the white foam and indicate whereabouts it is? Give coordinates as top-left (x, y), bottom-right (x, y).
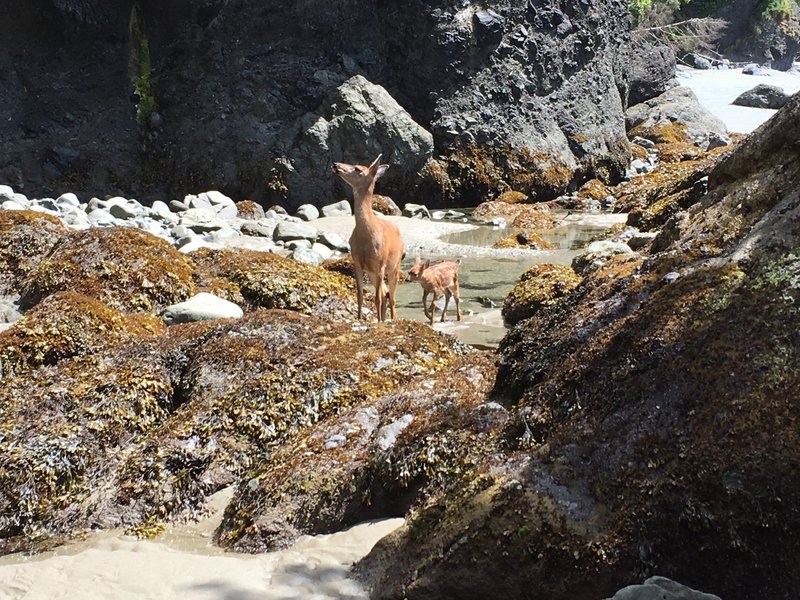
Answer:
top-left (677, 65), bottom-right (800, 133)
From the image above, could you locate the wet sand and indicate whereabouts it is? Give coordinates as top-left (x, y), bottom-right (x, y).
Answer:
top-left (0, 488), bottom-right (404, 600)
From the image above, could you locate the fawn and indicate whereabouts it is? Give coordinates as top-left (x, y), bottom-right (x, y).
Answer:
top-left (406, 257), bottom-right (462, 325)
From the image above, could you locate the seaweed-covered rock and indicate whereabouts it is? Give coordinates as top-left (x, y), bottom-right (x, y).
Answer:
top-left (0, 210), bottom-right (67, 295)
top-left (0, 309), bottom-right (468, 553)
top-left (473, 201), bottom-right (558, 228)
top-left (492, 231), bottom-right (554, 250)
top-left (103, 312), bottom-right (465, 533)
top-left (372, 194), bottom-right (402, 216)
top-left (0, 346), bottom-right (177, 554)
top-left (626, 87), bottom-right (728, 152)
top-left (190, 247), bottom-right (356, 319)
top-left (355, 79), bottom-right (800, 600)
top-left (615, 143), bottom-right (735, 227)
top-left (19, 227), bottom-right (195, 313)
top-left (0, 291), bottom-right (164, 376)
top-left (502, 264), bottom-right (580, 326)
top-left (215, 352), bottom-right (501, 552)
top-left (235, 200), bottom-right (266, 221)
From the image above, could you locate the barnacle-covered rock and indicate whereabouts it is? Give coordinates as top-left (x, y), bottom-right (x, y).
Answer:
top-left (0, 210), bottom-right (67, 295)
top-left (502, 264), bottom-right (581, 326)
top-left (0, 291), bottom-right (164, 376)
top-left (19, 227), bottom-right (195, 313)
top-left (214, 351), bottom-right (501, 552)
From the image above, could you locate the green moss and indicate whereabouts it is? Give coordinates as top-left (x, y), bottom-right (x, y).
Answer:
top-left (129, 4), bottom-right (156, 126)
top-left (760, 0), bottom-right (794, 19)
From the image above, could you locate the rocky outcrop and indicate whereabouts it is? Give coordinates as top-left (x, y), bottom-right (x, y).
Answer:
top-left (0, 207), bottom-right (472, 553)
top-left (0, 0), bottom-right (634, 208)
top-left (615, 44), bottom-right (677, 108)
top-left (626, 86), bottom-right (729, 152)
top-left (214, 351), bottom-right (500, 552)
top-left (355, 88), bottom-right (800, 600)
top-left (502, 264), bottom-right (580, 326)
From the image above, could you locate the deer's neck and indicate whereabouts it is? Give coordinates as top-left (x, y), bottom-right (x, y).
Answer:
top-left (352, 184), bottom-right (377, 227)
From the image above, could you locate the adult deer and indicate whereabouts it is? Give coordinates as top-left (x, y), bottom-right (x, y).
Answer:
top-left (333, 155), bottom-right (404, 322)
top-left (406, 257), bottom-right (462, 326)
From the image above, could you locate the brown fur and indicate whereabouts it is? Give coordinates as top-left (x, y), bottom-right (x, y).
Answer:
top-left (406, 257), bottom-right (462, 325)
top-left (333, 155), bottom-right (404, 321)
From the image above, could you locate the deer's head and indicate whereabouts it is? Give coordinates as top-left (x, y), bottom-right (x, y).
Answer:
top-left (405, 256), bottom-right (430, 282)
top-left (332, 154), bottom-right (389, 193)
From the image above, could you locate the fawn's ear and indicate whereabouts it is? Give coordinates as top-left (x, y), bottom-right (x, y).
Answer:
top-left (423, 259), bottom-right (431, 268)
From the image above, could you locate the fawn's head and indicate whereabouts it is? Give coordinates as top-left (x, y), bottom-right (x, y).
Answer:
top-left (333, 154), bottom-right (389, 192)
top-left (405, 256), bottom-right (430, 282)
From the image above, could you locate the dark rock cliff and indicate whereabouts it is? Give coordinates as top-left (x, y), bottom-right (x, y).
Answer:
top-left (0, 0), bottom-right (647, 208)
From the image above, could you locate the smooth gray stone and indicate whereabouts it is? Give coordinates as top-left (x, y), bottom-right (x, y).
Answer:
top-left (162, 292), bottom-right (243, 324)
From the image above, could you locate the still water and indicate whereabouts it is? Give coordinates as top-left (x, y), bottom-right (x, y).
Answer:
top-left (395, 212), bottom-right (625, 348)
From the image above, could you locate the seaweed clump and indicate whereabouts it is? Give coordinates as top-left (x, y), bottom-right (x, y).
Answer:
top-left (502, 264), bottom-right (581, 326)
top-left (190, 247), bottom-right (356, 319)
top-left (0, 210), bottom-right (67, 294)
top-left (20, 227), bottom-right (195, 313)
top-left (0, 291), bottom-right (164, 376)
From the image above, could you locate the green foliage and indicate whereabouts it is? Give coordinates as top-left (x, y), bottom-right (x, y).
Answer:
top-left (759, 0), bottom-right (794, 19)
top-left (129, 4), bottom-right (157, 126)
top-left (629, 0), bottom-right (654, 18)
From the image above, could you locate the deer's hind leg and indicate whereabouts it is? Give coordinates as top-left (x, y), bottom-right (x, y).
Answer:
top-left (453, 277), bottom-right (461, 322)
top-left (441, 290), bottom-right (451, 322)
top-left (386, 267), bottom-right (400, 321)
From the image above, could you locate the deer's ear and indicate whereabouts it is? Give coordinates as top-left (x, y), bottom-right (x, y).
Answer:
top-left (374, 164), bottom-right (389, 180)
top-left (423, 259), bottom-right (431, 268)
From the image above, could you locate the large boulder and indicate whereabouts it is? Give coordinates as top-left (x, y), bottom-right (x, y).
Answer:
top-left (616, 44), bottom-right (677, 108)
top-left (271, 75), bottom-right (434, 210)
top-left (626, 86), bottom-right (729, 151)
top-left (732, 83), bottom-right (792, 109)
top-left (355, 88), bottom-right (800, 600)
